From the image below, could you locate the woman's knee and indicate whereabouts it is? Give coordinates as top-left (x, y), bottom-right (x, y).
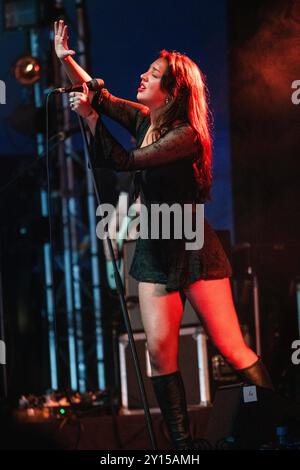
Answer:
top-left (147, 340), bottom-right (178, 375)
top-left (217, 341), bottom-right (256, 369)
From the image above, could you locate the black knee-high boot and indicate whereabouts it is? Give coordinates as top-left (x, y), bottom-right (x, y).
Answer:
top-left (150, 370), bottom-right (194, 450)
top-left (236, 356), bottom-right (274, 391)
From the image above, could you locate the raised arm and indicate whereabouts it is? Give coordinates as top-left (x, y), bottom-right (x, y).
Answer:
top-left (89, 118), bottom-right (201, 171)
top-left (55, 20), bottom-right (149, 136)
top-left (54, 20), bottom-right (92, 84)
top-left (54, 19), bottom-right (97, 105)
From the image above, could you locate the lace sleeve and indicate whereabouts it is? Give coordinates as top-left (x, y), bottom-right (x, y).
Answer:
top-left (89, 117), bottom-right (201, 171)
top-left (91, 88), bottom-right (149, 138)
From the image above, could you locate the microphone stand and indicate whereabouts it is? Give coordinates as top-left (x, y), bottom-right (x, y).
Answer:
top-left (77, 115), bottom-right (157, 450)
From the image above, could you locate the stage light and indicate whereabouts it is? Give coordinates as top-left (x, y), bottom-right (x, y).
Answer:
top-left (13, 55), bottom-right (40, 86)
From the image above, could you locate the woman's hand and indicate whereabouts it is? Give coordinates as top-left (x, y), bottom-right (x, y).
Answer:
top-left (69, 82), bottom-right (94, 118)
top-left (54, 20), bottom-right (76, 61)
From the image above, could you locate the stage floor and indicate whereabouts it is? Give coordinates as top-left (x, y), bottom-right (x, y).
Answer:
top-left (11, 405), bottom-right (212, 450)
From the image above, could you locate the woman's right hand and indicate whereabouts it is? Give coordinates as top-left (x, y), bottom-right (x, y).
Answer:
top-left (54, 20), bottom-right (76, 61)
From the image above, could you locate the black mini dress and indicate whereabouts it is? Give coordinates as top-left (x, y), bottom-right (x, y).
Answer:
top-left (90, 89), bottom-right (232, 292)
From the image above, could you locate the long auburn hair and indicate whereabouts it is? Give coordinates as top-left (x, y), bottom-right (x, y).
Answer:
top-left (154, 49), bottom-right (212, 202)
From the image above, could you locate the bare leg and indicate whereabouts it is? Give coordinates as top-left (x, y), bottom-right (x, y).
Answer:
top-left (138, 281), bottom-right (193, 449)
top-left (183, 278), bottom-right (258, 369)
top-left (138, 282), bottom-right (185, 375)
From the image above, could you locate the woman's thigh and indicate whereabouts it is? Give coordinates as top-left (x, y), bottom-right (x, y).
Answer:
top-left (138, 281), bottom-right (185, 374)
top-left (183, 278), bottom-right (257, 367)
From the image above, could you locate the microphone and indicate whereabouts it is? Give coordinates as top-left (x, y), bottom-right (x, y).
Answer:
top-left (53, 78), bottom-right (105, 94)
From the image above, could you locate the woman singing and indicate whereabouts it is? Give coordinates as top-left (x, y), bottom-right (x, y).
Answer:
top-left (54, 20), bottom-right (274, 450)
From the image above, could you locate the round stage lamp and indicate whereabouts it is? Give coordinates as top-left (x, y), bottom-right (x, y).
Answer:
top-left (13, 56), bottom-right (41, 86)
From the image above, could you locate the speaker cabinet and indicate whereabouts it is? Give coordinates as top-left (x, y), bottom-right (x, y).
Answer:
top-left (204, 384), bottom-right (289, 449)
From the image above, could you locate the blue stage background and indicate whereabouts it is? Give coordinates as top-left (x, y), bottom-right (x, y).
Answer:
top-left (0, 0), bottom-right (233, 234)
